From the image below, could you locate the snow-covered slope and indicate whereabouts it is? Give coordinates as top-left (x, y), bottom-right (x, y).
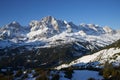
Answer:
top-left (56, 46), bottom-right (120, 70)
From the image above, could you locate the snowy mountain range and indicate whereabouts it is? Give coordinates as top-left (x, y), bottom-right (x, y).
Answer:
top-left (0, 16), bottom-right (120, 68)
top-left (0, 16), bottom-right (120, 49)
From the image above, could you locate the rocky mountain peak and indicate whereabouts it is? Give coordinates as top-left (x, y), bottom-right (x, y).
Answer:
top-left (41, 16), bottom-right (57, 23)
top-left (103, 26), bottom-right (113, 33)
top-left (8, 21), bottom-right (21, 28)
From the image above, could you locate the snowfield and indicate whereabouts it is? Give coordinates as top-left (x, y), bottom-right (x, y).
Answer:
top-left (59, 70), bottom-right (103, 80)
top-left (56, 48), bottom-right (120, 70)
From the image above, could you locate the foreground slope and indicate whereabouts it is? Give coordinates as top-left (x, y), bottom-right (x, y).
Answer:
top-left (56, 39), bottom-right (120, 69)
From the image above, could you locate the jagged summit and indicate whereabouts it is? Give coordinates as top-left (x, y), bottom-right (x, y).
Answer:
top-left (29, 16), bottom-right (60, 34)
top-left (103, 26), bottom-right (113, 33)
top-left (7, 21), bottom-right (21, 28)
top-left (41, 16), bottom-right (56, 23)
top-left (29, 16), bottom-right (57, 28)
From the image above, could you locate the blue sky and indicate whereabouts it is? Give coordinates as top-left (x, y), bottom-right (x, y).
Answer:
top-left (0, 0), bottom-right (120, 29)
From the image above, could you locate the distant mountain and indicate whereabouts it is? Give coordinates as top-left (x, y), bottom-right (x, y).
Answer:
top-left (0, 16), bottom-right (120, 68)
